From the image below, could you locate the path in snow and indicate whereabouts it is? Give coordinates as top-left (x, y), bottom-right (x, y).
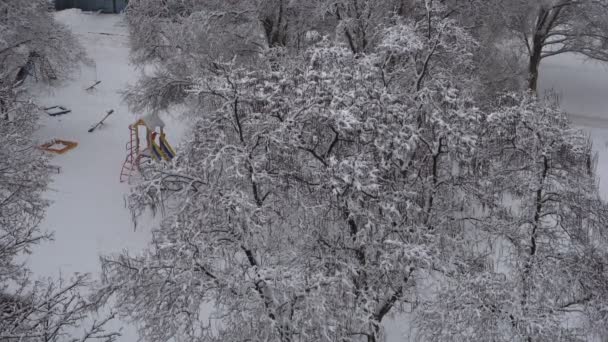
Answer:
top-left (31, 11), bottom-right (145, 277)
top-left (28, 10), bottom-right (174, 341)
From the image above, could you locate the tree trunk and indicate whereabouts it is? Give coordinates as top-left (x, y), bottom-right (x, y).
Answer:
top-left (527, 5), bottom-right (564, 93)
top-left (262, 0), bottom-right (287, 47)
top-left (528, 33), bottom-right (543, 93)
top-left (521, 156), bottom-right (548, 342)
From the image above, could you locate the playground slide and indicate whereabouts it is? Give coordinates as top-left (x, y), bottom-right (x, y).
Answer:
top-left (159, 134), bottom-right (176, 160)
top-left (150, 134), bottom-right (176, 162)
top-left (150, 142), bottom-right (164, 161)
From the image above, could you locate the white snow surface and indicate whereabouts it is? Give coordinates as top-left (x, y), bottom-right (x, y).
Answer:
top-left (28, 10), bottom-right (183, 341)
top-left (23, 9), bottom-right (608, 342)
top-left (31, 10), bottom-right (145, 278)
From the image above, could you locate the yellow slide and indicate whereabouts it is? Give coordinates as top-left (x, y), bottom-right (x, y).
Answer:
top-left (159, 133), bottom-right (176, 160)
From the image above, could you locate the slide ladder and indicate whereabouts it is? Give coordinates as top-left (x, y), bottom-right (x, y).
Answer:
top-left (119, 125), bottom-right (138, 183)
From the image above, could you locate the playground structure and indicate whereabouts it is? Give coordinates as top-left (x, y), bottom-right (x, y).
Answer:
top-left (120, 113), bottom-right (176, 183)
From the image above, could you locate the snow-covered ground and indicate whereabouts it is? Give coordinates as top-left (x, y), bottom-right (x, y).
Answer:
top-left (27, 10), bottom-right (182, 341)
top-left (31, 10), bottom-right (145, 278)
top-left (540, 53), bottom-right (608, 121)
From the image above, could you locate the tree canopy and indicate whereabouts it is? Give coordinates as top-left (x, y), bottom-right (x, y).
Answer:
top-left (100, 0), bottom-right (608, 341)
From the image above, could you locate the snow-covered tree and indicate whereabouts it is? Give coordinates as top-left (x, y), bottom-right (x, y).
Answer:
top-left (485, 0), bottom-right (608, 92)
top-left (103, 4), bottom-right (490, 341)
top-left (0, 0), bottom-right (83, 85)
top-left (437, 0), bottom-right (526, 102)
top-left (122, 0), bottom-right (268, 113)
top-left (107, 0), bottom-right (608, 341)
top-left (434, 0), bottom-right (608, 95)
top-left (320, 0), bottom-right (417, 54)
top-left (416, 94), bottom-right (608, 341)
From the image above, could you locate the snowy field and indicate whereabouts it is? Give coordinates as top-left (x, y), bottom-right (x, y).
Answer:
top-left (21, 9), bottom-right (608, 342)
top-left (28, 10), bottom-right (171, 341)
top-left (30, 10), bottom-right (146, 278)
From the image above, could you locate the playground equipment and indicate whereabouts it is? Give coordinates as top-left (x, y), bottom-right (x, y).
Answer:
top-left (85, 80), bottom-right (101, 91)
top-left (39, 139), bottom-right (78, 154)
top-left (88, 109), bottom-right (114, 132)
top-left (120, 112), bottom-right (176, 183)
top-left (44, 105), bottom-right (71, 117)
